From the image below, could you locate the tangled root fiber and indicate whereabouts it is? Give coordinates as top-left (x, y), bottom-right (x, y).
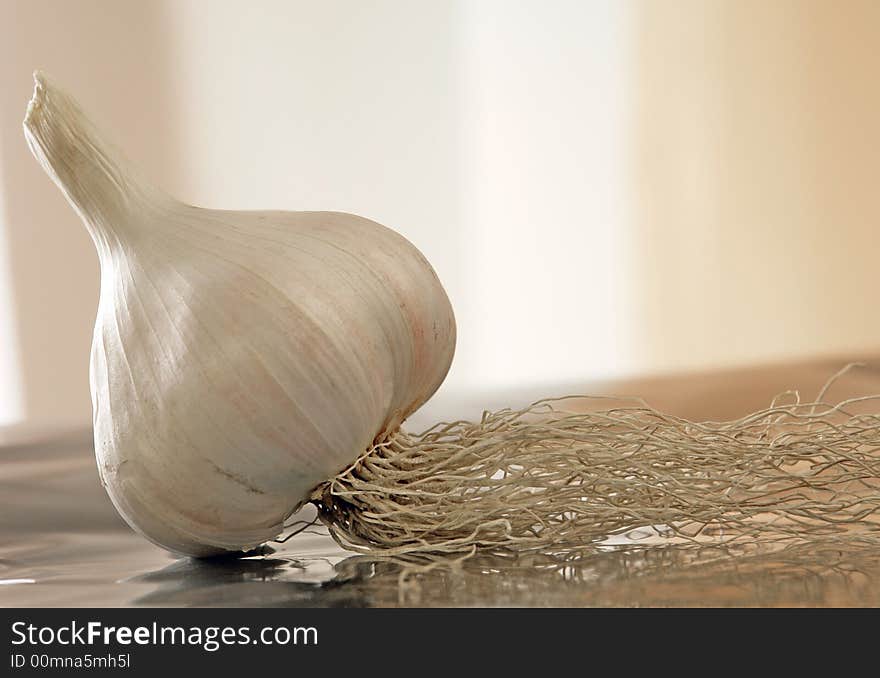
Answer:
top-left (311, 366), bottom-right (880, 557)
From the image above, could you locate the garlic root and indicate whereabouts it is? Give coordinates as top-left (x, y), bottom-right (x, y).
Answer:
top-left (314, 391), bottom-right (880, 557)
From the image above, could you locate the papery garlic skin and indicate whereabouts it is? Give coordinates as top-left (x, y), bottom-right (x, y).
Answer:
top-left (23, 72), bottom-right (456, 556)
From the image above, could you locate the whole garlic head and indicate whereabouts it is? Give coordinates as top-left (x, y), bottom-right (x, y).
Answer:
top-left (23, 72), bottom-right (456, 556)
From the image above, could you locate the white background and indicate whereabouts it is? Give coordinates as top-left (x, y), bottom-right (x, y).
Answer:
top-left (2, 0), bottom-right (880, 440)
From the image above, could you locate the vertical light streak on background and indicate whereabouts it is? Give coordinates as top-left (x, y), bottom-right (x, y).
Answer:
top-left (456, 0), bottom-right (636, 391)
top-left (0, 135), bottom-right (25, 427)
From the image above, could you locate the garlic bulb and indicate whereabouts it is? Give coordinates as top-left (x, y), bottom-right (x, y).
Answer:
top-left (23, 72), bottom-right (456, 557)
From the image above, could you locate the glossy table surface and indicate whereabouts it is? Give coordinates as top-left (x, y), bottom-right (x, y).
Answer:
top-left (3, 356), bottom-right (880, 607)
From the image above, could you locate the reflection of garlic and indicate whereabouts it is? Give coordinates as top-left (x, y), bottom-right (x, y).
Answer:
top-left (23, 72), bottom-right (456, 557)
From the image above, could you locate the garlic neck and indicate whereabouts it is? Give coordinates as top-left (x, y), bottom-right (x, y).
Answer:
top-left (22, 72), bottom-right (166, 255)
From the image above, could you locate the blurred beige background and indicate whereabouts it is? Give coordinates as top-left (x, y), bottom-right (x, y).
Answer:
top-left (1, 0), bottom-right (879, 442)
